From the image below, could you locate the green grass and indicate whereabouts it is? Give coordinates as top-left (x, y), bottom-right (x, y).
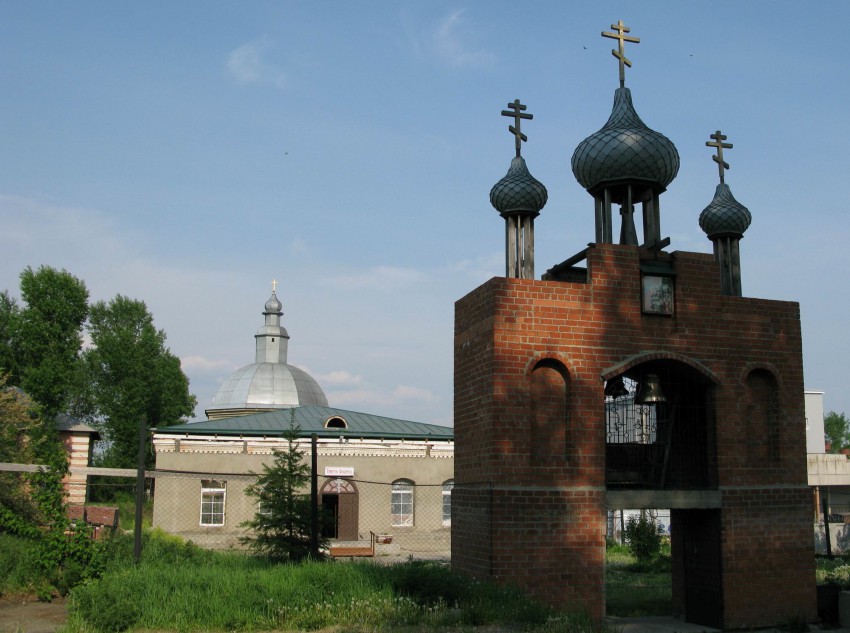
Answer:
top-left (64, 530), bottom-right (613, 633)
top-left (605, 543), bottom-right (672, 617)
top-left (0, 533), bottom-right (53, 598)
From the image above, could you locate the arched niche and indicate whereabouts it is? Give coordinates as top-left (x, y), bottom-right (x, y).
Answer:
top-left (744, 368), bottom-right (780, 463)
top-left (529, 358), bottom-right (571, 463)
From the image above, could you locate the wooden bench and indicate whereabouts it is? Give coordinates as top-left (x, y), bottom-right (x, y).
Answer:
top-left (329, 531), bottom-right (380, 558)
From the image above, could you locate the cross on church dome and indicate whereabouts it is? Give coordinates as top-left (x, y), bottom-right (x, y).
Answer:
top-left (706, 130), bottom-right (733, 184)
top-left (602, 20), bottom-right (640, 88)
top-left (501, 99), bottom-right (533, 158)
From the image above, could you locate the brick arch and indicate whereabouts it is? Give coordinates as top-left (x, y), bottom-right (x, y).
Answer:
top-left (601, 351), bottom-right (718, 384)
top-left (524, 351), bottom-right (578, 378)
top-left (742, 367), bottom-right (780, 462)
top-left (529, 357), bottom-right (571, 463)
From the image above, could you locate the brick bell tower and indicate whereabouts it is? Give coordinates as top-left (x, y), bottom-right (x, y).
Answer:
top-left (452, 21), bottom-right (816, 629)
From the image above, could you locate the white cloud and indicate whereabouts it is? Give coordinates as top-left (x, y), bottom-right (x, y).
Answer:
top-left (324, 265), bottom-right (427, 291)
top-left (391, 385), bottom-right (439, 403)
top-left (180, 355), bottom-right (232, 373)
top-left (433, 9), bottom-right (495, 70)
top-left (225, 37), bottom-right (286, 87)
top-left (314, 370), bottom-right (364, 386)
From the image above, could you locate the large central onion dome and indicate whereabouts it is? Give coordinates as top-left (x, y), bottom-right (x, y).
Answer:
top-left (205, 290), bottom-right (328, 420)
top-left (572, 87), bottom-right (679, 193)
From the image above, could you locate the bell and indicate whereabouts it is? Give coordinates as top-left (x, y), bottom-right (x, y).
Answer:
top-left (634, 373), bottom-right (666, 404)
top-left (604, 376), bottom-right (629, 399)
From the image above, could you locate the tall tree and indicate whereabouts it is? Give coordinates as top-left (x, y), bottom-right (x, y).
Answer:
top-left (0, 291), bottom-right (19, 380)
top-left (84, 295), bottom-right (196, 467)
top-left (15, 266), bottom-right (89, 419)
top-left (825, 411), bottom-right (850, 452)
top-left (240, 413), bottom-right (324, 561)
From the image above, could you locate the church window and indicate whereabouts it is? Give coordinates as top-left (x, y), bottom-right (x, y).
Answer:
top-left (442, 480), bottom-right (453, 526)
top-left (200, 479), bottom-right (226, 526)
top-left (325, 416), bottom-right (348, 429)
top-left (391, 479), bottom-right (414, 526)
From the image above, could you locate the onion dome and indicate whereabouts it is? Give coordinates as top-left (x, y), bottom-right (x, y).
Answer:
top-left (571, 87), bottom-right (680, 193)
top-left (264, 291), bottom-right (282, 314)
top-left (490, 156), bottom-right (548, 217)
top-left (699, 183), bottom-right (751, 238)
top-left (205, 288), bottom-right (328, 419)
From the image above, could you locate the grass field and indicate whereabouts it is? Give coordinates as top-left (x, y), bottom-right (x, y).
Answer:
top-left (605, 543), bottom-right (672, 617)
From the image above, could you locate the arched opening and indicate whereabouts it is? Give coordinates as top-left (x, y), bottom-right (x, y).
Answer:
top-left (320, 478), bottom-right (358, 541)
top-left (745, 369), bottom-right (780, 462)
top-left (604, 359), bottom-right (716, 490)
top-left (530, 359), bottom-right (570, 463)
top-left (603, 357), bottom-right (721, 627)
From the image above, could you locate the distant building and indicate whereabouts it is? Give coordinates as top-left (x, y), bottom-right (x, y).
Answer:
top-left (152, 290), bottom-right (453, 556)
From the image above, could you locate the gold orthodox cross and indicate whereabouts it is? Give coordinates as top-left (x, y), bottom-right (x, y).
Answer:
top-left (501, 99), bottom-right (533, 158)
top-left (602, 20), bottom-right (640, 88)
top-left (271, 279), bottom-right (278, 292)
top-left (706, 130), bottom-right (733, 184)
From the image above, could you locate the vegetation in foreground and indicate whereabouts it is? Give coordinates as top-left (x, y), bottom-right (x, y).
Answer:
top-left (605, 542), bottom-right (672, 618)
top-left (56, 530), bottom-right (607, 633)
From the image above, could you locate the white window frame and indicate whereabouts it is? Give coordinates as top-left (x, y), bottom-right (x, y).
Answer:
top-left (391, 479), bottom-right (414, 527)
top-left (200, 479), bottom-right (226, 526)
top-left (442, 480), bottom-right (454, 527)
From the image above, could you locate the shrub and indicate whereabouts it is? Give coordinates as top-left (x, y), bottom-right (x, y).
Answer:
top-left (624, 514), bottom-right (662, 564)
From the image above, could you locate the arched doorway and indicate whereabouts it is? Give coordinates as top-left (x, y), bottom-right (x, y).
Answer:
top-left (320, 478), bottom-right (359, 541)
top-left (603, 357), bottom-right (721, 627)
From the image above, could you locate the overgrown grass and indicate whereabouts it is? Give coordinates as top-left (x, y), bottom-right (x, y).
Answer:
top-left (605, 542), bottom-right (672, 617)
top-left (87, 490), bottom-right (153, 531)
top-left (0, 532), bottom-right (53, 598)
top-left (816, 554), bottom-right (850, 586)
top-left (65, 530), bottom-right (610, 633)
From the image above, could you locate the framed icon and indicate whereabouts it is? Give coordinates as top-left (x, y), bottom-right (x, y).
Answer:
top-left (642, 275), bottom-right (674, 315)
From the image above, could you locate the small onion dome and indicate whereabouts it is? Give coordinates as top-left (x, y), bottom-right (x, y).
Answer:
top-left (264, 291), bottom-right (282, 314)
top-left (490, 156), bottom-right (548, 217)
top-left (571, 87), bottom-right (679, 193)
top-left (699, 183), bottom-right (752, 238)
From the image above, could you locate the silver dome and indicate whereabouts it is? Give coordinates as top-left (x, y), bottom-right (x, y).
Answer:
top-left (205, 289), bottom-right (329, 419)
top-left (207, 362), bottom-right (328, 415)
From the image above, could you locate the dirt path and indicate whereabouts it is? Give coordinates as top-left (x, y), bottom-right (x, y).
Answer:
top-left (0, 598), bottom-right (67, 633)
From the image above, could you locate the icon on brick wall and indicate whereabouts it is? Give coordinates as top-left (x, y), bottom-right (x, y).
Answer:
top-left (641, 275), bottom-right (674, 315)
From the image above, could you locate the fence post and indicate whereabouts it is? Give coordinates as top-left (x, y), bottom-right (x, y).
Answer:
top-left (133, 417), bottom-right (147, 563)
top-left (311, 433), bottom-right (319, 557)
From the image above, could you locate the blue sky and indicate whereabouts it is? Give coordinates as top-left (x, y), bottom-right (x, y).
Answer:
top-left (2, 2), bottom-right (848, 427)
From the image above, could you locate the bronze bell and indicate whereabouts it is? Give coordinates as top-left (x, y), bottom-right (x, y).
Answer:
top-left (604, 376), bottom-right (629, 399)
top-left (634, 373), bottom-right (666, 404)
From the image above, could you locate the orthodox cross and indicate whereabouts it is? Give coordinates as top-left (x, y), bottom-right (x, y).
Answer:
top-left (271, 279), bottom-right (278, 292)
top-left (501, 99), bottom-right (533, 158)
top-left (602, 20), bottom-right (640, 88)
top-left (706, 130), bottom-right (733, 184)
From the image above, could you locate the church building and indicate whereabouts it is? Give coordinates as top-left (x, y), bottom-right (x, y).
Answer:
top-left (151, 288), bottom-right (453, 556)
top-left (452, 21), bottom-right (815, 629)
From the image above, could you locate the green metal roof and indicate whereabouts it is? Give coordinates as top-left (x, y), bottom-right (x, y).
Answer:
top-left (154, 405), bottom-right (453, 441)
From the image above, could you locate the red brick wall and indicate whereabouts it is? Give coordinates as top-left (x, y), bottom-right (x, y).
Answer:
top-left (453, 243), bottom-right (815, 626)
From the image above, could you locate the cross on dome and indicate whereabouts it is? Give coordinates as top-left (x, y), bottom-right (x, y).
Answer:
top-left (501, 99), bottom-right (533, 158)
top-left (271, 279), bottom-right (278, 291)
top-left (602, 20), bottom-right (640, 88)
top-left (706, 130), bottom-right (733, 184)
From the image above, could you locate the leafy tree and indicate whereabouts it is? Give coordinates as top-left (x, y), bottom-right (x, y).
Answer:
top-left (825, 411), bottom-right (850, 452)
top-left (240, 413), bottom-right (324, 561)
top-left (14, 266), bottom-right (89, 419)
top-left (624, 514), bottom-right (662, 564)
top-left (0, 291), bottom-right (19, 380)
top-left (0, 374), bottom-right (42, 526)
top-left (83, 295), bottom-right (196, 468)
